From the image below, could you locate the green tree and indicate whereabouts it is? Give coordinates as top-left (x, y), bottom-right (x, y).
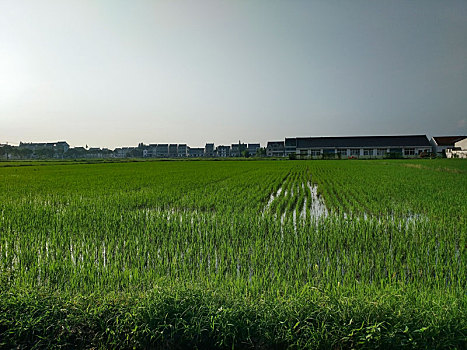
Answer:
top-left (256, 147), bottom-right (266, 157)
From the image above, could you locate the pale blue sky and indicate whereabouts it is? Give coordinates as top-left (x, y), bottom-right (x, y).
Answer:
top-left (1, 0), bottom-right (466, 148)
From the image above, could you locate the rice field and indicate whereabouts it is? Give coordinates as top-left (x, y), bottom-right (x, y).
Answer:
top-left (0, 159), bottom-right (465, 349)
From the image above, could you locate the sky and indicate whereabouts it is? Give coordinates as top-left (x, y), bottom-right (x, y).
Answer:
top-left (1, 0), bottom-right (466, 148)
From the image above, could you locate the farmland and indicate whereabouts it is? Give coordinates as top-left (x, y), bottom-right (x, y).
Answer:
top-left (0, 159), bottom-right (465, 349)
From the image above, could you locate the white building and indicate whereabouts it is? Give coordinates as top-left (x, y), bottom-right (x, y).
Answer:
top-left (430, 136), bottom-right (467, 157)
top-left (445, 138), bottom-right (467, 158)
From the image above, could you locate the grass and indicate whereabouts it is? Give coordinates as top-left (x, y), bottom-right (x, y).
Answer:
top-left (0, 159), bottom-right (465, 349)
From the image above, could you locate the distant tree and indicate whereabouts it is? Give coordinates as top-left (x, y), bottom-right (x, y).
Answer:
top-left (256, 147), bottom-right (266, 157)
top-left (65, 147), bottom-right (87, 159)
top-left (36, 148), bottom-right (55, 159)
top-left (18, 148), bottom-right (33, 159)
top-left (128, 148), bottom-right (143, 158)
top-left (288, 153), bottom-right (296, 160)
top-left (242, 150), bottom-right (250, 158)
top-left (2, 145), bottom-right (15, 160)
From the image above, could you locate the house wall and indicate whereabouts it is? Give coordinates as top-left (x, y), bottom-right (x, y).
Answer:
top-left (455, 138), bottom-right (467, 150)
top-left (295, 146), bottom-right (430, 159)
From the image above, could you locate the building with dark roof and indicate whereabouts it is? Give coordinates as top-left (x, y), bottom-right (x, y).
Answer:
top-left (155, 144), bottom-right (169, 157)
top-left (204, 143), bottom-right (215, 157)
top-left (216, 145), bottom-right (230, 157)
top-left (284, 138), bottom-right (297, 156)
top-left (430, 136), bottom-right (467, 156)
top-left (177, 144), bottom-right (188, 157)
top-left (266, 141), bottom-right (285, 157)
top-left (230, 142), bottom-right (247, 157)
top-left (188, 147), bottom-right (204, 157)
top-left (269, 135), bottom-right (431, 159)
top-left (169, 144), bottom-right (178, 158)
top-left (247, 143), bottom-right (260, 156)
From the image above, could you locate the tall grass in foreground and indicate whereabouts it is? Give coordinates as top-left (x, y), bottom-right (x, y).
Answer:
top-left (0, 159), bottom-right (465, 348)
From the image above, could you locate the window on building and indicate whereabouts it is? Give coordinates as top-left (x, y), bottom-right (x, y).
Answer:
top-left (363, 149), bottom-right (373, 156)
top-left (376, 148), bottom-right (387, 156)
top-left (337, 149), bottom-right (347, 156)
top-left (350, 149), bottom-right (360, 156)
top-left (311, 150), bottom-right (321, 156)
top-left (404, 148), bottom-right (415, 156)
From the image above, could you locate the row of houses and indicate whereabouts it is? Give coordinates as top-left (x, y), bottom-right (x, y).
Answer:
top-left (1, 135), bottom-right (466, 160)
top-left (115, 142), bottom-right (262, 158)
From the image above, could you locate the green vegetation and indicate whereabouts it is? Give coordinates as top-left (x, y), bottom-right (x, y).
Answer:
top-left (0, 159), bottom-right (465, 349)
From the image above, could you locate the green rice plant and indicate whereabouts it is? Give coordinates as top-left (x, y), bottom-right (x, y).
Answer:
top-left (0, 159), bottom-right (465, 348)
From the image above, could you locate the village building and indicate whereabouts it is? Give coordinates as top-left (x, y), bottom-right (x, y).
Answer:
top-left (230, 142), bottom-right (247, 157)
top-left (266, 141), bottom-right (285, 157)
top-left (247, 143), bottom-right (260, 156)
top-left (284, 138), bottom-right (297, 156)
top-left (114, 147), bottom-right (137, 158)
top-left (445, 138), bottom-right (467, 158)
top-left (188, 147), bottom-right (204, 157)
top-left (19, 141), bottom-right (70, 152)
top-left (87, 148), bottom-right (103, 158)
top-left (204, 143), bottom-right (215, 157)
top-left (177, 144), bottom-right (188, 157)
top-left (216, 145), bottom-right (230, 157)
top-left (18, 141), bottom-right (70, 158)
top-left (291, 135), bottom-right (431, 159)
top-left (169, 144), bottom-right (178, 158)
top-left (430, 136), bottom-right (467, 157)
top-left (145, 144), bottom-right (156, 157)
top-left (155, 144), bottom-right (169, 157)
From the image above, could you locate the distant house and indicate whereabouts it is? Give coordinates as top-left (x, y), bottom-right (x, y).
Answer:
top-left (430, 136), bottom-right (467, 157)
top-left (291, 135), bottom-right (431, 159)
top-left (266, 141), bottom-right (285, 157)
top-left (169, 144), bottom-right (178, 158)
top-left (284, 138), bottom-right (297, 156)
top-left (178, 144), bottom-right (188, 157)
top-left (230, 142), bottom-right (247, 157)
top-left (204, 143), bottom-right (214, 157)
top-left (114, 147), bottom-right (137, 158)
top-left (18, 141), bottom-right (70, 158)
top-left (146, 144), bottom-right (157, 157)
top-left (216, 145), bottom-right (230, 157)
top-left (445, 138), bottom-right (467, 158)
top-left (247, 143), bottom-right (260, 156)
top-left (87, 148), bottom-right (103, 158)
top-left (19, 141), bottom-right (69, 152)
top-left (155, 144), bottom-right (169, 157)
top-left (188, 147), bottom-right (204, 157)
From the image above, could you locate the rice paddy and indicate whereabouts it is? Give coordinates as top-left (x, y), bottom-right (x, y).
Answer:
top-left (0, 159), bottom-right (465, 349)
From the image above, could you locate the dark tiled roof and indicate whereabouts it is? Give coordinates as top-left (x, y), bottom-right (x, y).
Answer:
top-left (295, 135), bottom-right (430, 148)
top-left (267, 141), bottom-right (284, 147)
top-left (432, 136), bottom-right (467, 146)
